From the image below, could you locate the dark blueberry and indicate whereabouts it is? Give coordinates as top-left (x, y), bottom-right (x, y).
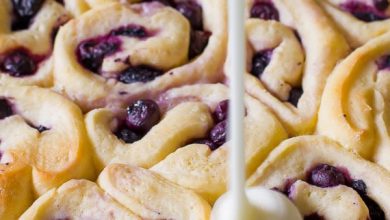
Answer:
top-left (118, 66), bottom-right (163, 84)
top-left (1, 49), bottom-right (37, 77)
top-left (11, 0), bottom-right (45, 30)
top-left (213, 100), bottom-right (229, 122)
top-left (374, 0), bottom-right (389, 11)
top-left (126, 99), bottom-right (161, 133)
top-left (0, 99), bottom-right (13, 120)
top-left (194, 139), bottom-right (219, 151)
top-left (288, 87), bottom-right (303, 107)
top-left (210, 120), bottom-right (227, 146)
top-left (77, 37), bottom-right (121, 73)
top-left (376, 55), bottom-right (390, 70)
top-left (115, 127), bottom-right (143, 144)
top-left (341, 2), bottom-right (387, 22)
top-left (175, 2), bottom-right (203, 30)
top-left (350, 179), bottom-right (367, 195)
top-left (304, 213), bottom-right (324, 220)
top-left (110, 25), bottom-right (148, 39)
top-left (250, 1), bottom-right (279, 21)
top-left (189, 30), bottom-right (210, 59)
top-left (361, 195), bottom-right (385, 220)
top-left (308, 164), bottom-right (347, 187)
top-left (250, 50), bottom-right (272, 77)
top-left (36, 125), bottom-right (48, 132)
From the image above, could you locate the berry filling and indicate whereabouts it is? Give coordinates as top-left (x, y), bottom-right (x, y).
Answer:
top-left (77, 37), bottom-right (121, 73)
top-left (126, 99), bottom-right (161, 133)
top-left (304, 213), bottom-right (324, 220)
top-left (288, 87), bottom-right (303, 107)
top-left (376, 55), bottom-right (390, 70)
top-left (250, 50), bottom-right (273, 78)
top-left (0, 98), bottom-right (13, 120)
top-left (114, 99), bottom-right (161, 143)
top-left (250, 1), bottom-right (279, 21)
top-left (175, 1), bottom-right (203, 30)
top-left (189, 30), bottom-right (211, 59)
top-left (304, 164), bottom-right (385, 220)
top-left (308, 164), bottom-right (347, 187)
top-left (11, 0), bottom-right (45, 31)
top-left (192, 100), bottom-right (229, 151)
top-left (76, 24), bottom-right (155, 74)
top-left (209, 120), bottom-right (227, 147)
top-left (110, 25), bottom-right (149, 39)
top-left (115, 126), bottom-right (143, 144)
top-left (374, 0), bottom-right (389, 11)
top-left (0, 48), bottom-right (45, 77)
top-left (118, 66), bottom-right (164, 84)
top-left (340, 1), bottom-right (388, 22)
top-left (213, 99), bottom-right (229, 122)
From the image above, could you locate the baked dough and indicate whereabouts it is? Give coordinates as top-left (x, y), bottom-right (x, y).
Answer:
top-left (0, 152), bottom-right (34, 219)
top-left (150, 84), bottom-right (287, 203)
top-left (0, 0), bottom-right (71, 86)
top-left (318, 0), bottom-right (390, 48)
top-left (20, 164), bottom-right (211, 220)
top-left (248, 135), bottom-right (390, 220)
top-left (317, 31), bottom-right (390, 170)
top-left (240, 0), bottom-right (350, 135)
top-left (0, 85), bottom-right (95, 195)
top-left (54, 1), bottom-right (226, 112)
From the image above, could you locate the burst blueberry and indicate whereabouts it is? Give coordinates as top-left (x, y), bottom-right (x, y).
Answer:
top-left (1, 49), bottom-right (37, 77)
top-left (195, 139), bottom-right (218, 151)
top-left (115, 127), bottom-right (143, 144)
top-left (175, 1), bottom-right (203, 30)
top-left (288, 87), bottom-right (303, 107)
top-left (308, 164), bottom-right (347, 187)
top-left (189, 30), bottom-right (210, 59)
top-left (213, 100), bottom-right (229, 122)
top-left (11, 0), bottom-right (45, 30)
top-left (250, 1), bottom-right (279, 21)
top-left (110, 25), bottom-right (148, 38)
top-left (340, 2), bottom-right (387, 22)
top-left (210, 120), bottom-right (227, 147)
top-left (118, 66), bottom-right (163, 84)
top-left (126, 99), bottom-right (161, 133)
top-left (0, 99), bottom-right (13, 120)
top-left (251, 50), bottom-right (272, 77)
top-left (77, 37), bottom-right (121, 73)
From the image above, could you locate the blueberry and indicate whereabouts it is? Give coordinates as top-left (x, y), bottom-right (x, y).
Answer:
top-left (250, 50), bottom-right (272, 77)
top-left (213, 100), bottom-right (229, 122)
top-left (126, 99), bottom-right (161, 133)
top-left (77, 38), bottom-right (121, 73)
top-left (304, 213), bottom-right (324, 220)
top-left (288, 87), bottom-right (303, 107)
top-left (350, 179), bottom-right (367, 195)
top-left (11, 0), bottom-right (45, 30)
top-left (308, 164), bottom-right (347, 187)
top-left (189, 30), bottom-right (210, 59)
top-left (110, 25), bottom-right (148, 38)
top-left (175, 2), bottom-right (203, 30)
top-left (0, 99), bottom-right (13, 120)
top-left (194, 139), bottom-right (219, 151)
top-left (341, 2), bottom-right (387, 22)
top-left (376, 55), bottom-right (390, 70)
top-left (210, 120), bottom-right (227, 146)
top-left (361, 195), bottom-right (385, 220)
top-left (374, 0), bottom-right (389, 11)
top-left (250, 1), bottom-right (279, 21)
top-left (1, 49), bottom-right (37, 77)
top-left (115, 127), bottom-right (143, 144)
top-left (118, 66), bottom-right (163, 84)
